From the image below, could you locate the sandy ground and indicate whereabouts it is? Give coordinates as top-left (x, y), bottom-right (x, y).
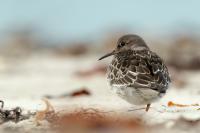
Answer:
top-left (0, 54), bottom-right (200, 133)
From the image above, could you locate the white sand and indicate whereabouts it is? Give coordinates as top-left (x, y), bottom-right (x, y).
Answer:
top-left (0, 54), bottom-right (200, 132)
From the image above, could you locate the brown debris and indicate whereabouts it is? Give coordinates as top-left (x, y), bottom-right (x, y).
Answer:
top-left (35, 105), bottom-right (143, 132)
top-left (75, 65), bottom-right (107, 77)
top-left (70, 88), bottom-right (91, 97)
top-left (52, 108), bottom-right (143, 132)
top-left (44, 87), bottom-right (91, 99)
top-left (35, 99), bottom-right (58, 125)
top-left (168, 101), bottom-right (199, 107)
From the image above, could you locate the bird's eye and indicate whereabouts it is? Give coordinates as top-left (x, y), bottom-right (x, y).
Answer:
top-left (118, 41), bottom-right (126, 48)
top-left (121, 42), bottom-right (125, 46)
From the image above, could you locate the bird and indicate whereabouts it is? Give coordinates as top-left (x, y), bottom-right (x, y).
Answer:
top-left (99, 34), bottom-right (171, 112)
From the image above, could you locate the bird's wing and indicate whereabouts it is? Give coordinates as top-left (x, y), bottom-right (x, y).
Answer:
top-left (108, 50), bottom-right (170, 93)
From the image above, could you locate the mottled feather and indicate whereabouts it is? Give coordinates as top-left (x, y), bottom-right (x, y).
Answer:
top-left (107, 49), bottom-right (170, 94)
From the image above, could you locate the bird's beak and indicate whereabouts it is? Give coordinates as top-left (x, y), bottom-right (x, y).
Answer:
top-left (98, 50), bottom-right (116, 60)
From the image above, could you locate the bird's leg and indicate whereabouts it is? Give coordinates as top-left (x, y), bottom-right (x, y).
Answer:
top-left (145, 104), bottom-right (151, 112)
top-left (0, 100), bottom-right (4, 108)
top-left (128, 104), bottom-right (152, 112)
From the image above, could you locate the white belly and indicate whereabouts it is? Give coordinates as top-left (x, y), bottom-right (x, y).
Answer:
top-left (111, 85), bottom-right (161, 105)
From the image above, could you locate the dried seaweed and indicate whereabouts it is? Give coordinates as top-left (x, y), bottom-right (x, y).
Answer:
top-left (35, 99), bottom-right (58, 125)
top-left (168, 101), bottom-right (199, 107)
top-left (0, 100), bottom-right (33, 124)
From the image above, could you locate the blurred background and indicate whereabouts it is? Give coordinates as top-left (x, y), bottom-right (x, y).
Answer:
top-left (0, 1), bottom-right (200, 91)
top-left (0, 1), bottom-right (200, 67)
top-left (0, 1), bottom-right (200, 132)
top-left (0, 0), bottom-right (200, 105)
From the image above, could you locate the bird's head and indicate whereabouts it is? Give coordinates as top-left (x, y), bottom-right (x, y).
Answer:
top-left (99, 34), bottom-right (149, 60)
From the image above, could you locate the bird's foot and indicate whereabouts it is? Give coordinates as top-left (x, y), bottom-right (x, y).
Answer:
top-left (0, 100), bottom-right (4, 108)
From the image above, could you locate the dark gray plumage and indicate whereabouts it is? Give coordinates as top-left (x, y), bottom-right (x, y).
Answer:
top-left (99, 34), bottom-right (171, 111)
